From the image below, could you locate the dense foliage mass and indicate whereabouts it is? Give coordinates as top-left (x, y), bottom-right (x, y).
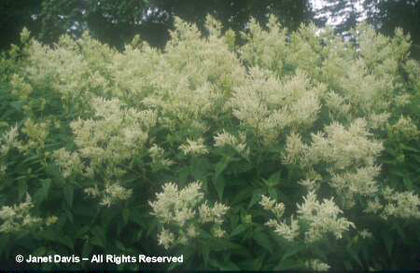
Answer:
top-left (0, 16), bottom-right (420, 270)
top-left (1, 0), bottom-right (310, 49)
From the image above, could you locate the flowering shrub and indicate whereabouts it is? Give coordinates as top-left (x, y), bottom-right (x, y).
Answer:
top-left (0, 15), bottom-right (420, 270)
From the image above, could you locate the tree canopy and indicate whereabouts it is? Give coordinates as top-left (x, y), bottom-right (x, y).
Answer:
top-left (1, 0), bottom-right (419, 54)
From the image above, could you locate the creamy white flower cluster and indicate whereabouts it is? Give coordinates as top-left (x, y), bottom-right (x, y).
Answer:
top-left (285, 119), bottom-right (384, 207)
top-left (52, 148), bottom-right (83, 178)
top-left (149, 181), bottom-right (229, 249)
top-left (303, 119), bottom-right (383, 171)
top-left (0, 126), bottom-right (19, 178)
top-left (305, 259), bottom-right (331, 271)
top-left (55, 97), bottom-right (155, 205)
top-left (0, 126), bottom-right (20, 152)
top-left (241, 18), bottom-right (410, 120)
top-left (365, 187), bottom-right (420, 220)
top-left (229, 69), bottom-right (323, 143)
top-left (390, 115), bottom-right (420, 140)
top-left (334, 58), bottom-right (394, 116)
top-left (0, 120), bottom-right (50, 160)
top-left (179, 138), bottom-right (209, 156)
top-left (213, 129), bottom-right (249, 156)
top-left (0, 126), bottom-right (57, 232)
top-left (69, 97), bottom-right (156, 172)
top-left (149, 144), bottom-right (175, 172)
top-left (382, 187), bottom-right (420, 219)
top-left (0, 195), bottom-right (42, 233)
top-left (240, 16), bottom-right (288, 73)
top-left (10, 74), bottom-right (33, 100)
top-left (115, 16), bottom-right (245, 135)
top-left (297, 191), bottom-right (355, 242)
top-left (21, 119), bottom-right (50, 154)
top-left (261, 192), bottom-right (354, 243)
top-left (260, 195), bottom-right (299, 241)
top-left (22, 34), bottom-right (114, 111)
top-left (84, 183), bottom-right (133, 207)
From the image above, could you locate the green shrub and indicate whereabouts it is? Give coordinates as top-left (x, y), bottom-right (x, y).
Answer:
top-left (0, 16), bottom-right (420, 271)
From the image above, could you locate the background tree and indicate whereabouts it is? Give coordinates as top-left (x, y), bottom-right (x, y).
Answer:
top-left (0, 0), bottom-right (42, 49)
top-left (1, 0), bottom-right (419, 54)
top-left (313, 0), bottom-right (420, 57)
top-left (1, 0), bottom-right (311, 49)
top-left (364, 0), bottom-right (420, 57)
top-left (312, 0), bottom-right (364, 33)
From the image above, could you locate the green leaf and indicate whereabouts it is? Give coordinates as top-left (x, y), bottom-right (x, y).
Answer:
top-left (220, 260), bottom-right (240, 270)
top-left (122, 208), bottom-right (130, 224)
top-left (230, 224), bottom-right (247, 237)
top-left (248, 189), bottom-right (263, 209)
top-left (17, 180), bottom-right (27, 200)
top-left (264, 171), bottom-right (281, 187)
top-left (58, 235), bottom-right (74, 250)
top-left (281, 244), bottom-right (305, 261)
top-left (274, 259), bottom-right (303, 271)
top-left (213, 175), bottom-right (225, 200)
top-left (394, 224), bottom-right (406, 241)
top-left (238, 257), bottom-right (263, 271)
top-left (231, 187), bottom-right (252, 205)
top-left (33, 179), bottom-right (51, 204)
top-left (253, 230), bottom-right (273, 254)
top-left (382, 231), bottom-right (393, 257)
top-left (82, 240), bottom-right (93, 257)
top-left (401, 144), bottom-right (420, 152)
top-left (343, 260), bottom-right (353, 271)
top-left (347, 248), bottom-right (363, 267)
top-left (33, 247), bottom-right (47, 256)
top-left (403, 176), bottom-right (413, 189)
top-left (75, 226), bottom-right (90, 239)
top-left (202, 245), bottom-right (210, 266)
top-left (63, 184), bottom-right (74, 208)
top-left (91, 226), bottom-right (106, 248)
top-left (115, 240), bottom-right (126, 251)
top-left (10, 101), bottom-right (23, 111)
top-left (215, 157), bottom-right (230, 177)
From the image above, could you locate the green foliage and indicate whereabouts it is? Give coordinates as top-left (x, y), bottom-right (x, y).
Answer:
top-left (0, 16), bottom-right (420, 270)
